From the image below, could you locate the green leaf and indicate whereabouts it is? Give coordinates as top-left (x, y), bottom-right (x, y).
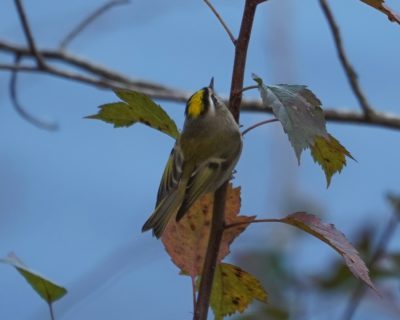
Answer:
top-left (1, 252), bottom-right (67, 304)
top-left (86, 89), bottom-right (179, 139)
top-left (210, 263), bottom-right (267, 319)
top-left (252, 74), bottom-right (354, 186)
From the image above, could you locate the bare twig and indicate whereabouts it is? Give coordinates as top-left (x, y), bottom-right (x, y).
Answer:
top-left (0, 63), bottom-right (188, 100)
top-left (195, 1), bottom-right (267, 319)
top-left (243, 99), bottom-right (400, 131)
top-left (242, 118), bottom-right (278, 135)
top-left (9, 56), bottom-right (58, 131)
top-left (2, 60), bottom-right (400, 130)
top-left (240, 84), bottom-right (258, 93)
top-left (0, 41), bottom-right (176, 92)
top-left (60, 0), bottom-right (130, 50)
top-left (14, 0), bottom-right (45, 67)
top-left (203, 0), bottom-right (236, 45)
top-left (319, 0), bottom-right (374, 117)
top-left (342, 210), bottom-right (400, 320)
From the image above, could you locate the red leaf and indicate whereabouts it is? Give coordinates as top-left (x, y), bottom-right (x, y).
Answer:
top-left (281, 212), bottom-right (378, 292)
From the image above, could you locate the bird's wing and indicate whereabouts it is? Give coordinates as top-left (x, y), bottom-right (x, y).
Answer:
top-left (175, 158), bottom-right (225, 221)
top-left (156, 144), bottom-right (184, 205)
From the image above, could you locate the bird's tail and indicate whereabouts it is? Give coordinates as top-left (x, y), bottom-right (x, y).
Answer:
top-left (141, 186), bottom-right (185, 238)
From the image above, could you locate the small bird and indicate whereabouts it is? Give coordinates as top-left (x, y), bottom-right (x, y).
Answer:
top-left (142, 79), bottom-right (243, 238)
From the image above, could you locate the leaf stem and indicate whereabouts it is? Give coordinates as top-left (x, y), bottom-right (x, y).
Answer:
top-left (48, 302), bottom-right (55, 320)
top-left (224, 218), bottom-right (282, 230)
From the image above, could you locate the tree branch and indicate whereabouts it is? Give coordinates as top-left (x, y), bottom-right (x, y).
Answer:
top-left (0, 41), bottom-right (179, 93)
top-left (1, 33), bottom-right (400, 131)
top-left (194, 1), bottom-right (267, 319)
top-left (14, 0), bottom-right (45, 67)
top-left (2, 57), bottom-right (400, 130)
top-left (319, 0), bottom-right (374, 117)
top-left (60, 0), bottom-right (130, 50)
top-left (203, 0), bottom-right (236, 45)
top-left (9, 55), bottom-right (58, 131)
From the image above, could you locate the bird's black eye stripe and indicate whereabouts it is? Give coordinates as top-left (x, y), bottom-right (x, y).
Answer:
top-left (208, 162), bottom-right (220, 170)
top-left (202, 88), bottom-right (210, 114)
top-left (210, 94), bottom-right (218, 107)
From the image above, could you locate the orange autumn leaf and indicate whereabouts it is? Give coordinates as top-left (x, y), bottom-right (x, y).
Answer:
top-left (161, 184), bottom-right (255, 278)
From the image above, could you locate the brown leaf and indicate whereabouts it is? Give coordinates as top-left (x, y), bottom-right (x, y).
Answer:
top-left (281, 212), bottom-right (377, 292)
top-left (360, 0), bottom-right (400, 24)
top-left (161, 184), bottom-right (254, 278)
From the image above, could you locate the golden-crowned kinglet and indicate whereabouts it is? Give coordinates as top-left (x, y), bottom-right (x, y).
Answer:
top-left (142, 79), bottom-right (243, 238)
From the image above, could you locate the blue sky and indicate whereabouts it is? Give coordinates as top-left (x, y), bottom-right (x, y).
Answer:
top-left (1, 1), bottom-right (400, 319)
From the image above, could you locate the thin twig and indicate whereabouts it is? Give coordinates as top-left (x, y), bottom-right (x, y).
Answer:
top-left (195, 1), bottom-right (267, 319)
top-left (319, 0), bottom-right (374, 117)
top-left (14, 0), bottom-right (45, 67)
top-left (60, 0), bottom-right (130, 50)
top-left (341, 211), bottom-right (400, 320)
top-left (203, 0), bottom-right (236, 45)
top-left (0, 63), bottom-right (187, 100)
top-left (9, 56), bottom-right (58, 131)
top-left (242, 118), bottom-right (278, 135)
top-left (240, 84), bottom-right (258, 93)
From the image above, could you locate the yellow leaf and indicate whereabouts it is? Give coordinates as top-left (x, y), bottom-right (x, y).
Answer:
top-left (210, 263), bottom-right (268, 319)
top-left (310, 134), bottom-right (355, 187)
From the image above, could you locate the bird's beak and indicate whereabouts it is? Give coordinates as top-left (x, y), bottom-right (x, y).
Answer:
top-left (208, 77), bottom-right (214, 90)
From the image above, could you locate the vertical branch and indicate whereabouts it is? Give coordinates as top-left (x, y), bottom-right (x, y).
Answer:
top-left (229, 0), bottom-right (265, 120)
top-left (194, 1), bottom-right (266, 320)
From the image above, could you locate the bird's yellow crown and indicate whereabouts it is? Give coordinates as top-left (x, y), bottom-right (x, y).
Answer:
top-left (186, 88), bottom-right (207, 119)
